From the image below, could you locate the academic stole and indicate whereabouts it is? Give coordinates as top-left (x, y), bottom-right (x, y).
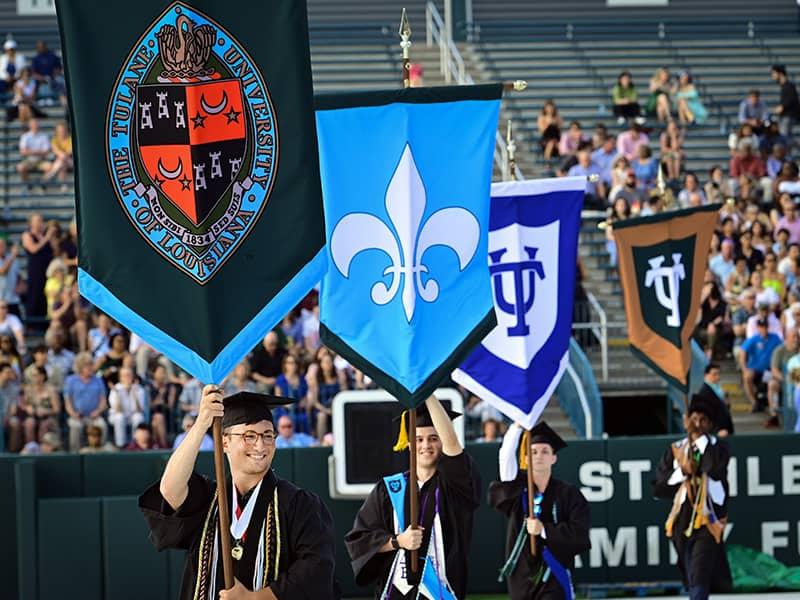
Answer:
top-left (380, 473), bottom-right (456, 600)
top-left (192, 486), bottom-right (282, 600)
top-left (664, 440), bottom-right (726, 543)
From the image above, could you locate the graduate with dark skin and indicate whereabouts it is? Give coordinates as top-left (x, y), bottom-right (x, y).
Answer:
top-left (140, 386), bottom-right (340, 600)
top-left (653, 398), bottom-right (732, 600)
top-left (346, 395), bottom-right (482, 599)
top-left (488, 422), bottom-right (591, 600)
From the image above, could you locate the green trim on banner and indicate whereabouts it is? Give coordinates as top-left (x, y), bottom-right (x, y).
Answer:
top-left (630, 344), bottom-right (689, 392)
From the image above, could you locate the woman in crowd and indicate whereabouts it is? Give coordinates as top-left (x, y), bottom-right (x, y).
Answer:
top-left (21, 213), bottom-right (55, 328)
top-left (107, 366), bottom-right (146, 448)
top-left (537, 99), bottom-right (563, 160)
top-left (751, 220), bottom-right (771, 254)
top-left (95, 332), bottom-right (130, 387)
top-left (659, 120), bottom-right (685, 180)
top-left (43, 122), bottom-right (73, 192)
top-left (10, 66), bottom-right (45, 122)
top-left (633, 144), bottom-right (659, 193)
top-left (611, 70), bottom-right (641, 123)
top-left (728, 123), bottom-right (760, 154)
top-left (762, 252), bottom-right (787, 302)
top-left (704, 165), bottom-right (733, 205)
top-left (604, 197), bottom-right (631, 267)
top-left (44, 257), bottom-right (67, 319)
top-left (308, 349), bottom-right (348, 440)
top-left (647, 67), bottom-right (672, 122)
top-left (146, 363), bottom-right (177, 448)
top-left (21, 365), bottom-right (60, 444)
top-left (0, 334), bottom-right (23, 375)
top-left (696, 280), bottom-right (730, 360)
top-left (674, 71), bottom-right (707, 125)
top-left (274, 353), bottom-right (311, 434)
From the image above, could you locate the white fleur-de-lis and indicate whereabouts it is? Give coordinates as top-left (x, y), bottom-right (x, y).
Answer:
top-left (330, 143), bottom-right (480, 322)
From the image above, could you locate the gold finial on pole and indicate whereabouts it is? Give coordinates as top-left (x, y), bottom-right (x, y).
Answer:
top-left (505, 119), bottom-right (517, 181)
top-left (399, 8), bottom-right (412, 88)
top-left (503, 80), bottom-right (528, 92)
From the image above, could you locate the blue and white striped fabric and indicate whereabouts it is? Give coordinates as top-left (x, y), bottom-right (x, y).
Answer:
top-left (453, 177), bottom-right (585, 428)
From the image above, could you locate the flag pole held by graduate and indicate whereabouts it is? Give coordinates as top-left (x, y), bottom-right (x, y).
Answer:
top-left (613, 204), bottom-right (718, 390)
top-left (57, 0), bottom-right (326, 590)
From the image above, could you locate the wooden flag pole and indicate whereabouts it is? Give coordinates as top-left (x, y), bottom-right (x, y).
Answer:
top-left (212, 417), bottom-right (235, 589)
top-left (408, 408), bottom-right (419, 572)
top-left (526, 431), bottom-right (537, 556)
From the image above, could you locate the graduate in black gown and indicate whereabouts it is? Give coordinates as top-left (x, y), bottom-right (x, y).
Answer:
top-left (345, 395), bottom-right (481, 599)
top-left (139, 387), bottom-right (340, 600)
top-left (488, 422), bottom-right (591, 600)
top-left (653, 396), bottom-right (733, 600)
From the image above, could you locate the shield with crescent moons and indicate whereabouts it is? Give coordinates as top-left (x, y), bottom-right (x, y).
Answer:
top-left (136, 78), bottom-right (247, 226)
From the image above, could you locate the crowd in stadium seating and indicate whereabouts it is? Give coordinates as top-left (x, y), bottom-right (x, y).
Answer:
top-left (548, 65), bottom-right (799, 431)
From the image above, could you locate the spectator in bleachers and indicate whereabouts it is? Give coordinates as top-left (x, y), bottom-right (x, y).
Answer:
top-left (107, 366), bottom-right (146, 447)
top-left (275, 414), bottom-right (315, 449)
top-left (770, 65), bottom-right (800, 144)
top-left (0, 39), bottom-right (25, 94)
top-left (21, 365), bottom-right (59, 445)
top-left (24, 343), bottom-right (60, 387)
top-left (728, 123), bottom-right (759, 155)
top-left (42, 122), bottom-right (72, 192)
top-left (88, 312), bottom-right (120, 359)
top-left (64, 352), bottom-right (108, 452)
top-left (250, 331), bottom-right (285, 393)
top-left (732, 288), bottom-right (756, 356)
top-left (78, 424), bottom-right (115, 453)
top-left (177, 374), bottom-right (202, 418)
top-left (222, 359), bottom-right (258, 395)
top-left (30, 41), bottom-right (60, 88)
top-left (604, 197), bottom-right (630, 267)
top-left (125, 423), bottom-right (164, 451)
top-left (659, 120), bottom-right (685, 181)
top-left (696, 280), bottom-right (730, 360)
top-left (50, 283), bottom-right (89, 352)
top-left (95, 332), bottom-right (130, 386)
top-left (0, 362), bottom-right (21, 451)
top-left (22, 212), bottom-right (56, 327)
top-left (0, 299), bottom-right (25, 354)
top-left (611, 70), bottom-right (641, 124)
top-left (773, 193), bottom-right (800, 244)
top-left (301, 303), bottom-right (321, 355)
top-left (46, 328), bottom-right (74, 382)
top-left (0, 334), bottom-right (23, 375)
top-left (677, 172), bottom-right (706, 208)
top-left (308, 349), bottom-right (346, 441)
top-left (778, 243), bottom-right (800, 284)
top-left (632, 144), bottom-right (658, 194)
top-left (767, 327), bottom-right (799, 428)
top-left (674, 71), bottom-right (707, 125)
top-left (558, 120), bottom-right (588, 159)
top-left (16, 120), bottom-right (51, 191)
top-left (610, 168), bottom-right (644, 210)
top-left (762, 252), bottom-right (787, 302)
top-left (646, 67), bottom-right (672, 123)
top-left (639, 189), bottom-right (665, 216)
top-left (741, 317), bottom-right (783, 412)
top-left (10, 67), bottom-right (46, 123)
top-left (273, 353), bottom-right (310, 434)
top-left (730, 144), bottom-right (768, 202)
top-left (710, 239), bottom-right (735, 284)
top-left (146, 363), bottom-right (177, 448)
top-left (567, 149), bottom-right (606, 208)
top-left (172, 413), bottom-right (214, 451)
top-left (775, 162), bottom-right (800, 202)
top-left (537, 99), bottom-right (562, 160)
top-left (0, 240), bottom-right (21, 318)
top-left (772, 228), bottom-right (789, 260)
top-left (704, 166), bottom-right (733, 205)
top-left (591, 134), bottom-right (617, 189)
top-left (724, 255), bottom-right (750, 302)
top-left (738, 89), bottom-right (770, 132)
top-left (44, 257), bottom-right (66, 318)
top-left (767, 144), bottom-right (787, 180)
top-left (759, 119), bottom-right (789, 157)
top-left (60, 219), bottom-right (78, 271)
top-left (616, 121), bottom-right (649, 162)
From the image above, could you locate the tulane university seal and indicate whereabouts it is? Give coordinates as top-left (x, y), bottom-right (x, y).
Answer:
top-left (105, 1), bottom-right (277, 283)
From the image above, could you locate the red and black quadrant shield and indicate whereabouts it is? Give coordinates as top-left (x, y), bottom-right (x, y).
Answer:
top-left (136, 79), bottom-right (246, 226)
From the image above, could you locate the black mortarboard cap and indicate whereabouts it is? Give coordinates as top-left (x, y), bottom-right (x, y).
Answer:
top-left (688, 395), bottom-right (718, 422)
top-left (528, 421), bottom-right (568, 453)
top-left (222, 391), bottom-right (294, 429)
top-left (392, 403), bottom-right (461, 451)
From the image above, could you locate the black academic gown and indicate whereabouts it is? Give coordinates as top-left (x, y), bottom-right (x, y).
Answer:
top-left (345, 451), bottom-right (481, 600)
top-left (488, 476), bottom-right (591, 600)
top-left (139, 469), bottom-right (340, 600)
top-left (653, 437), bottom-right (733, 593)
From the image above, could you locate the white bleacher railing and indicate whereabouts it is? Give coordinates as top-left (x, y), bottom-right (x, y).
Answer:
top-left (425, 1), bottom-right (522, 180)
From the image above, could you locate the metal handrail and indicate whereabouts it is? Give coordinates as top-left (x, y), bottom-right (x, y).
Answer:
top-left (585, 292), bottom-right (608, 381)
top-left (426, 1), bottom-right (522, 179)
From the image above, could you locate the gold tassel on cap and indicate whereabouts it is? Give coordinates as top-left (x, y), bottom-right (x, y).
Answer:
top-left (393, 410), bottom-right (409, 452)
top-left (518, 431), bottom-right (530, 470)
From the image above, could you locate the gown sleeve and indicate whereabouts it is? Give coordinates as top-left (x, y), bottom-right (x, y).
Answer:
top-left (652, 444), bottom-right (681, 500)
top-left (269, 490), bottom-right (340, 600)
top-left (487, 474), bottom-right (525, 517)
top-left (498, 425), bottom-right (523, 482)
top-left (437, 451), bottom-right (482, 510)
top-left (542, 484), bottom-right (592, 557)
top-left (698, 436), bottom-right (730, 480)
top-left (344, 482), bottom-right (395, 587)
top-left (138, 472), bottom-right (215, 551)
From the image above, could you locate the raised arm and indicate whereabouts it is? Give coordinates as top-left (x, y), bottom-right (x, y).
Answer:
top-left (159, 385), bottom-right (223, 510)
top-left (426, 394), bottom-right (461, 456)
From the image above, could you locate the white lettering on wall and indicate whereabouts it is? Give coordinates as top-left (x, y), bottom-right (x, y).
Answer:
top-left (589, 527), bottom-right (637, 567)
top-left (747, 456), bottom-right (775, 496)
top-left (580, 461), bottom-right (614, 502)
top-left (782, 455), bottom-right (800, 494)
top-left (620, 459), bottom-right (652, 501)
top-left (762, 521), bottom-right (789, 556)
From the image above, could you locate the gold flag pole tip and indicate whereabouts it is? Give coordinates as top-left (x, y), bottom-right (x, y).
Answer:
top-left (503, 80), bottom-right (528, 92)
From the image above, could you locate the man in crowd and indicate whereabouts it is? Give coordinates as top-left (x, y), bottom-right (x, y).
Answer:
top-left (567, 149), bottom-right (607, 209)
top-left (654, 397), bottom-right (732, 600)
top-left (16, 119), bottom-right (51, 190)
top-left (250, 331), bottom-right (286, 393)
top-left (275, 414), bottom-right (315, 448)
top-left (738, 89), bottom-right (769, 132)
top-left (771, 65), bottom-right (800, 144)
top-left (346, 396), bottom-right (481, 599)
top-left (64, 352), bottom-right (108, 451)
top-left (0, 38), bottom-right (25, 93)
top-left (0, 362), bottom-right (21, 452)
top-left (740, 318), bottom-right (783, 413)
top-left (0, 239), bottom-right (21, 318)
top-left (172, 413), bottom-right (214, 451)
top-left (709, 239), bottom-right (735, 285)
top-left (140, 388), bottom-right (340, 599)
top-left (766, 327), bottom-right (799, 428)
top-left (488, 422), bottom-right (591, 599)
top-left (616, 121), bottom-right (649, 162)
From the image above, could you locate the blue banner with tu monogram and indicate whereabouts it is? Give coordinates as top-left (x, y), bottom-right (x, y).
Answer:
top-left (453, 177), bottom-right (584, 428)
top-left (315, 85), bottom-right (502, 407)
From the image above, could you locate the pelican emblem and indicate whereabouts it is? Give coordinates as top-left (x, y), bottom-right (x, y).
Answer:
top-left (158, 157), bottom-right (183, 180)
top-left (200, 91), bottom-right (228, 115)
top-left (156, 14), bottom-right (216, 78)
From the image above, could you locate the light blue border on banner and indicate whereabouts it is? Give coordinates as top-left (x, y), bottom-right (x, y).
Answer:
top-left (78, 248), bottom-right (326, 383)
